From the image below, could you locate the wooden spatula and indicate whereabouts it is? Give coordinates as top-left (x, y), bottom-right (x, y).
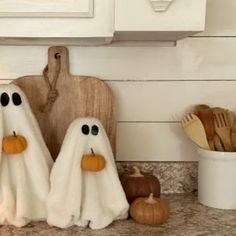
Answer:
top-left (182, 113), bottom-right (210, 150)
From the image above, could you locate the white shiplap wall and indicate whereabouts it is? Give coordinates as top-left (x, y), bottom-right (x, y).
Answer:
top-left (0, 0), bottom-right (235, 162)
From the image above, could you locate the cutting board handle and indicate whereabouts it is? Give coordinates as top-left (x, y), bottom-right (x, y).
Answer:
top-left (48, 46), bottom-right (70, 81)
top-left (40, 46), bottom-right (70, 113)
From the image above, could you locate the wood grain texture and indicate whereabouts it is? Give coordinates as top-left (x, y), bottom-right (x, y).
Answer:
top-left (12, 46), bottom-right (116, 160)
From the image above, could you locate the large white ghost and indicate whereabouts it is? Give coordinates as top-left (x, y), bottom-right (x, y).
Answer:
top-left (47, 117), bottom-right (129, 230)
top-left (0, 84), bottom-right (53, 227)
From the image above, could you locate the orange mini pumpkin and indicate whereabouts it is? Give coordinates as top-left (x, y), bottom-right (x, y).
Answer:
top-left (130, 193), bottom-right (170, 225)
top-left (81, 148), bottom-right (106, 172)
top-left (3, 131), bottom-right (28, 155)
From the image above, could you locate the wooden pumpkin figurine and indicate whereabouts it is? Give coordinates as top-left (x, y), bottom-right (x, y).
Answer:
top-left (130, 193), bottom-right (170, 225)
top-left (3, 131), bottom-right (28, 155)
top-left (81, 148), bottom-right (106, 172)
top-left (120, 166), bottom-right (160, 203)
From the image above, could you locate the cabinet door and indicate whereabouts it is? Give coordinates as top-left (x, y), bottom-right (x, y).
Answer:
top-left (0, 0), bottom-right (94, 17)
top-left (0, 0), bottom-right (114, 43)
top-left (115, 0), bottom-right (206, 41)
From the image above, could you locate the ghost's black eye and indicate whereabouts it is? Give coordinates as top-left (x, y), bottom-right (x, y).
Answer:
top-left (91, 125), bottom-right (99, 136)
top-left (12, 93), bottom-right (22, 106)
top-left (1, 93), bottom-right (9, 107)
top-left (81, 125), bottom-right (89, 135)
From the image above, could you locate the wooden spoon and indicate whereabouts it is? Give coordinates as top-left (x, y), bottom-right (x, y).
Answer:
top-left (193, 105), bottom-right (215, 150)
top-left (193, 104), bottom-right (211, 114)
top-left (182, 113), bottom-right (210, 150)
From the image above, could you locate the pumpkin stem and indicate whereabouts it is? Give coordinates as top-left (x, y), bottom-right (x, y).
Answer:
top-left (145, 193), bottom-right (157, 204)
top-left (91, 148), bottom-right (95, 156)
top-left (130, 166), bottom-right (144, 177)
top-left (13, 131), bottom-right (16, 137)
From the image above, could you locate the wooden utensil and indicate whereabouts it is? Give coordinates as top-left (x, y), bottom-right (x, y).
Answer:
top-left (182, 113), bottom-right (210, 150)
top-left (193, 105), bottom-right (215, 150)
top-left (12, 46), bottom-right (116, 160)
top-left (212, 108), bottom-right (233, 152)
top-left (213, 134), bottom-right (225, 152)
top-left (193, 104), bottom-right (224, 151)
top-left (227, 110), bottom-right (236, 151)
top-left (193, 104), bottom-right (211, 114)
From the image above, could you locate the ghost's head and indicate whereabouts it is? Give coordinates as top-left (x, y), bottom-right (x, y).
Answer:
top-left (70, 117), bottom-right (113, 158)
top-left (0, 84), bottom-right (35, 136)
top-left (0, 84), bottom-right (51, 160)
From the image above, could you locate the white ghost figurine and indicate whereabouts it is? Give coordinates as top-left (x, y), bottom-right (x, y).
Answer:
top-left (0, 84), bottom-right (53, 227)
top-left (47, 117), bottom-right (129, 229)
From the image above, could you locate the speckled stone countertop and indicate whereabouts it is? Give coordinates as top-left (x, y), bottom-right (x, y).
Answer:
top-left (1, 193), bottom-right (236, 236)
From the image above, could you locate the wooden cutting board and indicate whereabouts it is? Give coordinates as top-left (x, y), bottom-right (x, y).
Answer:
top-left (12, 46), bottom-right (116, 160)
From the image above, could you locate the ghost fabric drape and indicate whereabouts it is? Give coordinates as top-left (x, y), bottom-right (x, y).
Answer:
top-left (0, 84), bottom-right (53, 227)
top-left (47, 117), bottom-right (129, 229)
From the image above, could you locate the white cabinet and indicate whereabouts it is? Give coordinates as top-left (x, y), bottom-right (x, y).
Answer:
top-left (114, 0), bottom-right (206, 41)
top-left (0, 0), bottom-right (94, 17)
top-left (0, 0), bottom-right (114, 45)
top-left (0, 0), bottom-right (206, 45)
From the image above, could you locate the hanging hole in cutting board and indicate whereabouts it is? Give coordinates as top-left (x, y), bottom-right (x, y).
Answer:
top-left (54, 53), bottom-right (61, 59)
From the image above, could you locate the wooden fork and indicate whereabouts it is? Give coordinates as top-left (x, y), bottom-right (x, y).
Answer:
top-left (213, 134), bottom-right (225, 152)
top-left (182, 113), bottom-right (210, 150)
top-left (213, 111), bottom-right (233, 152)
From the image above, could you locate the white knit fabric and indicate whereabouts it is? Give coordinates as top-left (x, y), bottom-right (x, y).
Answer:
top-left (47, 117), bottom-right (129, 229)
top-left (0, 84), bottom-right (53, 227)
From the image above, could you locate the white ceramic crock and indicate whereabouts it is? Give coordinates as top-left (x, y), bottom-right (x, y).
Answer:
top-left (198, 148), bottom-right (236, 210)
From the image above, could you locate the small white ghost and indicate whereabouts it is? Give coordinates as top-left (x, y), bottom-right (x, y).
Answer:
top-left (0, 84), bottom-right (53, 227)
top-left (47, 117), bottom-right (129, 230)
